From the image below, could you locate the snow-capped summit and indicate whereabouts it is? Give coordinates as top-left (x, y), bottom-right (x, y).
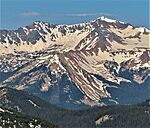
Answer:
top-left (99, 16), bottom-right (118, 23)
top-left (0, 17), bottom-right (149, 108)
top-left (96, 16), bottom-right (127, 25)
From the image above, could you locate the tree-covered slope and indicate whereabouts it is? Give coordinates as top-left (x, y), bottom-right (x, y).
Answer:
top-left (0, 87), bottom-right (150, 128)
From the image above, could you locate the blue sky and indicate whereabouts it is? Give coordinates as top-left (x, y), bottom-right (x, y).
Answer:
top-left (0, 0), bottom-right (149, 30)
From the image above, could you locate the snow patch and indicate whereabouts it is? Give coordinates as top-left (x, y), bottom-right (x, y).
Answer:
top-left (0, 108), bottom-right (5, 112)
top-left (28, 100), bottom-right (40, 108)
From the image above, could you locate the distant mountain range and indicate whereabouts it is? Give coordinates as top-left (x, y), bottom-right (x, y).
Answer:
top-left (0, 16), bottom-right (150, 109)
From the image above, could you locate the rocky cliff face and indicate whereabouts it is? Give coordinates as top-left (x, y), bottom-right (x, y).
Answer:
top-left (0, 16), bottom-right (150, 108)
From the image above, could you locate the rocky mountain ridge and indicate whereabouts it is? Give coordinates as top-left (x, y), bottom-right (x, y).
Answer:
top-left (0, 16), bottom-right (150, 108)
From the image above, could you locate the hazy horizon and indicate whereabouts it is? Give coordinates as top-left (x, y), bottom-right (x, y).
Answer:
top-left (0, 0), bottom-right (149, 30)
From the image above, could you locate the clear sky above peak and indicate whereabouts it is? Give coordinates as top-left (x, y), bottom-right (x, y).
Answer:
top-left (0, 0), bottom-right (149, 30)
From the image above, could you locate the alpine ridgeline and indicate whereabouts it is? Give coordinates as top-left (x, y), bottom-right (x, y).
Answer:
top-left (0, 16), bottom-right (150, 108)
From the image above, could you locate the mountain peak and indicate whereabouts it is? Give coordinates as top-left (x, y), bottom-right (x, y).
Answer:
top-left (0, 15), bottom-right (150, 108)
top-left (97, 16), bottom-right (126, 24)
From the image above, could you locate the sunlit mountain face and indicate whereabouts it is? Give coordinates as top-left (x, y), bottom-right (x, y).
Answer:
top-left (1, 0), bottom-right (150, 127)
top-left (0, 16), bottom-right (150, 109)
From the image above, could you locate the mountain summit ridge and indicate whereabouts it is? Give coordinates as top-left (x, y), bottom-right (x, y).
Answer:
top-left (0, 17), bottom-right (150, 108)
